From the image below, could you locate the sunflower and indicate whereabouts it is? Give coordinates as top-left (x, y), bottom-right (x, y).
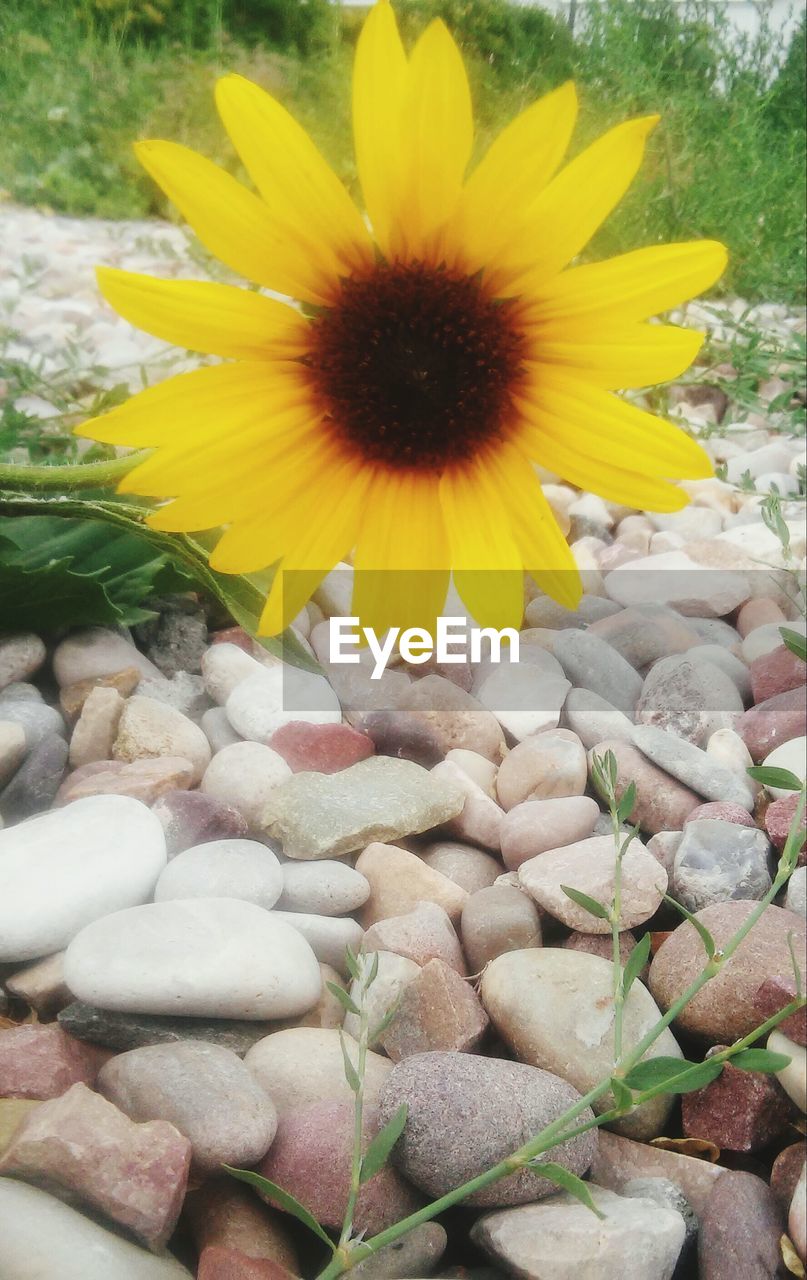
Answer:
top-left (78, 0), bottom-right (726, 636)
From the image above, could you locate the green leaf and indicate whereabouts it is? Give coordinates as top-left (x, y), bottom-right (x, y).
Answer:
top-left (623, 1056), bottom-right (724, 1095)
top-left (747, 766), bottom-right (803, 792)
top-left (528, 1162), bottom-right (605, 1219)
top-left (326, 982), bottom-right (360, 1018)
top-left (731, 1048), bottom-right (791, 1073)
top-left (366, 950), bottom-right (380, 986)
top-left (359, 1104), bottom-right (408, 1184)
top-left (339, 1032), bottom-right (361, 1094)
top-left (370, 995), bottom-right (402, 1041)
top-left (616, 781), bottom-right (637, 825)
top-left (223, 1166), bottom-right (334, 1250)
top-left (560, 885), bottom-right (610, 920)
top-left (609, 1075), bottom-right (635, 1113)
top-left (621, 934), bottom-right (652, 997)
top-left (781, 627), bottom-right (807, 663)
top-left (663, 894), bottom-right (716, 959)
top-left (344, 946), bottom-right (361, 983)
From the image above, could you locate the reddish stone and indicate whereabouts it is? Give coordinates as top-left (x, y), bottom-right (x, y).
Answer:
top-left (681, 1048), bottom-right (794, 1153)
top-left (751, 975), bottom-right (807, 1047)
top-left (771, 1142), bottom-right (807, 1209)
top-left (269, 721), bottom-right (374, 774)
top-left (0, 1081), bottom-right (190, 1249)
top-left (358, 709), bottom-right (445, 768)
top-left (765, 792), bottom-right (807, 862)
top-left (151, 789), bottom-right (248, 857)
top-left (0, 1025), bottom-right (106, 1099)
top-left (183, 1179), bottom-right (298, 1273)
top-left (197, 1246), bottom-right (291, 1280)
top-left (380, 958), bottom-right (488, 1061)
top-left (684, 802), bottom-right (757, 828)
top-left (750, 645), bottom-right (806, 704)
top-left (210, 627), bottom-right (255, 652)
top-left (737, 688), bottom-right (807, 764)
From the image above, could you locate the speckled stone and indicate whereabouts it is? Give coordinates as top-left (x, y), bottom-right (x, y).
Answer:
top-left (698, 1171), bottom-right (784, 1280)
top-left (680, 1047), bottom-right (793, 1152)
top-left (0, 634), bottom-right (46, 691)
top-left (461, 885), bottom-right (542, 974)
top-left (635, 655), bottom-right (744, 746)
top-left (268, 721), bottom-right (374, 773)
top-left (361, 902), bottom-right (466, 974)
top-left (379, 959), bottom-right (488, 1060)
top-left (684, 802), bottom-right (756, 827)
top-left (496, 730), bottom-right (587, 810)
top-left (0, 1024), bottom-right (105, 1099)
top-left (151, 789), bottom-right (248, 857)
top-left (417, 841), bottom-right (502, 893)
top-left (518, 835), bottom-right (667, 933)
top-left (182, 1178), bottom-right (298, 1274)
top-left (500, 796), bottom-right (600, 870)
top-left (737, 688), bottom-right (807, 763)
top-left (377, 1051), bottom-right (596, 1206)
top-left (396, 675), bottom-right (507, 762)
top-left (587, 740), bottom-right (701, 835)
top-left (765, 791), bottom-right (807, 859)
top-left (750, 644), bottom-right (806, 703)
top-left (114, 695), bottom-right (211, 785)
top-left (244, 1028), bottom-right (391, 1116)
top-left (671, 819), bottom-right (773, 913)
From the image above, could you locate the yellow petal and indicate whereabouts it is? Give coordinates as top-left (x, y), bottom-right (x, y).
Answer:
top-left (440, 457), bottom-right (524, 630)
top-left (353, 0), bottom-right (408, 256)
top-left (353, 469), bottom-right (450, 633)
top-left (446, 81), bottom-right (577, 273)
top-left (517, 369), bottom-right (713, 479)
top-left (215, 74), bottom-right (372, 285)
top-left (524, 324), bottom-right (705, 389)
top-left (487, 444), bottom-right (582, 608)
top-left (524, 240), bottom-right (728, 324)
top-left (390, 19), bottom-right (474, 259)
top-left (96, 268), bottom-right (310, 360)
top-left (486, 115), bottom-right (659, 295)
top-left (134, 140), bottom-right (335, 305)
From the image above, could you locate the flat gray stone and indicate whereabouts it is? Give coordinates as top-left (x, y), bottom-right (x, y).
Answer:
top-left (672, 819), bottom-right (773, 913)
top-left (632, 725), bottom-right (756, 810)
top-left (553, 630), bottom-right (643, 718)
top-left (262, 756), bottom-right (464, 859)
top-left (57, 1001), bottom-right (279, 1057)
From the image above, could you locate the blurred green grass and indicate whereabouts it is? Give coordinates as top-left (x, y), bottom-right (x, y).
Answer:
top-left (0, 0), bottom-right (804, 302)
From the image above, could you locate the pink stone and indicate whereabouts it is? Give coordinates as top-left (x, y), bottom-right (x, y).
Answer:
top-left (197, 1247), bottom-right (291, 1280)
top-left (209, 627), bottom-right (255, 652)
top-left (0, 1025), bottom-right (106, 1099)
top-left (268, 721), bottom-right (374, 774)
top-left (253, 1100), bottom-right (421, 1236)
top-left (151, 789), bottom-right (248, 857)
top-left (737, 599), bottom-right (786, 638)
top-left (771, 1142), bottom-right (807, 1209)
top-left (737, 688), bottom-right (807, 764)
top-left (750, 645), bottom-right (806, 704)
top-left (362, 902), bottom-right (467, 974)
top-left (751, 975), bottom-right (807, 1047)
top-left (54, 756), bottom-right (194, 805)
top-left (183, 1179), bottom-right (298, 1273)
top-left (380, 958), bottom-right (488, 1061)
top-left (765, 792), bottom-right (807, 861)
top-left (684, 802), bottom-right (757, 827)
top-left (0, 1082), bottom-right (190, 1250)
top-left (681, 1049), bottom-right (794, 1152)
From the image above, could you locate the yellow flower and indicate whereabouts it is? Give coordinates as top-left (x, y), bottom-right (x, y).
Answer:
top-left (78, 0), bottom-right (725, 635)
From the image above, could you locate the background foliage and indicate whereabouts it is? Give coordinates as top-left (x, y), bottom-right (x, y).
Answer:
top-left (0, 0), bottom-right (804, 299)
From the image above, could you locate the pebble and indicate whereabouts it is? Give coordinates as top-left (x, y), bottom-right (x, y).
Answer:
top-left (750, 643), bottom-right (805, 702)
top-left (5, 951), bottom-right (72, 1019)
top-left (201, 643), bottom-right (269, 704)
top-left (0, 721), bottom-right (26, 786)
top-left (786, 865), bottom-right (806, 916)
top-left (350, 1223), bottom-right (447, 1280)
top-left (343, 951), bottom-right (421, 1047)
top-left (262, 756), bottom-right (464, 859)
top-left (379, 958), bottom-right (489, 1060)
top-left (589, 739), bottom-right (701, 835)
top-left (562, 687), bottom-right (635, 749)
top-left (552, 629), bottom-right (644, 717)
top-left (226, 667), bottom-right (342, 741)
top-left (761, 736), bottom-right (806, 797)
top-left (685, 643), bottom-right (751, 700)
top-left (201, 741), bottom-right (292, 830)
top-left (53, 627), bottom-right (161, 686)
top-left (444, 746), bottom-right (499, 793)
top-left (56, 755), bottom-right (195, 805)
top-left (183, 1178), bottom-right (298, 1273)
top-left (268, 910), bottom-right (364, 976)
top-left (769, 1029), bottom-right (806, 1112)
top-left (0, 1178), bottom-right (192, 1279)
top-left (0, 633), bottom-right (46, 690)
top-left (698, 1170), bottom-right (784, 1280)
top-left (765, 790), bottom-right (807, 856)
top-left (396, 674), bottom-right (506, 761)
top-left (474, 662), bottom-right (571, 739)
top-left (590, 1129), bottom-right (725, 1217)
top-left (154, 839), bottom-right (283, 908)
top-left (752, 974), bottom-right (806, 1047)
top-left (97, 1041), bottom-right (277, 1174)
top-left (358, 708), bottom-right (445, 768)
top-left (362, 902), bottom-right (467, 974)
top-left (499, 795), bottom-right (599, 871)
top-left (622, 1176), bottom-right (698, 1247)
top-left (680, 1048), bottom-right (793, 1152)
top-left (737, 687), bottom-right (806, 763)
top-left (57, 1001), bottom-right (280, 1057)
top-left (790, 1163), bottom-right (807, 1265)
top-left (472, 1185), bottom-right (686, 1280)
top-left (156, 790), bottom-right (249, 856)
top-left (604, 548), bottom-right (752, 617)
top-left (244, 1027), bottom-right (391, 1115)
top-left (496, 730), bottom-right (587, 810)
top-left (0, 1024), bottom-right (105, 1099)
top-left (113, 694), bottom-right (211, 784)
top-left (0, 732), bottom-right (68, 823)
top-left (771, 1142), bottom-right (806, 1211)
top-left (519, 834), bottom-right (667, 933)
top-left (635, 655), bottom-right (744, 745)
top-left (461, 884), bottom-right (542, 973)
top-left (431, 759), bottom-right (504, 851)
top-left (481, 948), bottom-right (682, 1140)
top-left (252, 1100), bottom-right (421, 1236)
top-left (633, 724), bottom-right (755, 810)
top-left (671, 819), bottom-right (773, 913)
top-left (743, 619), bottom-right (804, 664)
top-left (589, 605), bottom-right (700, 669)
top-left (68, 685), bottom-right (125, 766)
top-left (684, 801), bottom-right (756, 827)
top-left (139, 601), bottom-right (208, 678)
top-left (0, 794), bottom-right (166, 962)
top-left (737, 598), bottom-right (786, 638)
top-left (273, 961), bottom-right (347, 1033)
top-left (59, 668), bottom-right (141, 721)
top-left (64, 898), bottom-right (322, 1019)
top-left (279, 859), bottom-right (370, 915)
top-left (0, 699), bottom-right (65, 749)
top-left (649, 900), bottom-right (806, 1041)
top-left (136, 671), bottom-right (210, 724)
top-left (268, 720), bottom-right (374, 772)
top-left (0, 1082), bottom-right (190, 1250)
top-left (418, 840), bottom-right (502, 892)
top-left (562, 930), bottom-right (642, 970)
top-left (201, 706), bottom-right (242, 752)
top-left (377, 1051), bottom-right (596, 1206)
top-left (356, 841), bottom-right (469, 925)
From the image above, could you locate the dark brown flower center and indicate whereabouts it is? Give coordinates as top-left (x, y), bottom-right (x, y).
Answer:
top-left (305, 261), bottom-right (526, 470)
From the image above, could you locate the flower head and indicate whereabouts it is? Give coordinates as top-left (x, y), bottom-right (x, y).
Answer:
top-left (78, 0), bottom-right (726, 634)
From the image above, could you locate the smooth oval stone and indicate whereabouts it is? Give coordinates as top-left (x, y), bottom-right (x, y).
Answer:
top-left (64, 899), bottom-right (322, 1020)
top-left (245, 1028), bottom-right (391, 1116)
top-left (518, 835), bottom-right (667, 933)
top-left (201, 742), bottom-right (292, 831)
top-left (769, 1029), bottom-right (806, 1112)
top-left (0, 700), bottom-right (65, 749)
top-left (114, 695), bottom-right (211, 785)
top-left (553, 629), bottom-right (644, 717)
top-left (762, 736), bottom-right (807, 798)
top-left (154, 840), bottom-right (283, 909)
top-left (418, 841), bottom-right (502, 893)
top-left (267, 911), bottom-right (364, 977)
top-left (636, 655), bottom-right (744, 745)
top-left (279, 859), bottom-right (370, 915)
top-left (738, 687), bottom-right (807, 764)
top-left (0, 720), bottom-right (26, 788)
top-left (481, 948), bottom-right (682, 1140)
top-left (588, 739), bottom-right (701, 835)
top-left (0, 733), bottom-right (68, 822)
top-left (0, 795), bottom-right (166, 963)
top-left (97, 1041), bottom-right (277, 1174)
top-left (562, 687), bottom-right (635, 751)
top-left (0, 1178), bottom-right (192, 1278)
top-left (0, 633), bottom-right (46, 690)
top-left (500, 796), bottom-right (601, 871)
top-left (151, 789), bottom-right (248, 857)
top-left (698, 1170), bottom-right (785, 1280)
top-left (461, 885), bottom-right (543, 974)
top-left (632, 724), bottom-right (755, 811)
top-left (496, 731), bottom-right (587, 810)
top-left (671, 820), bottom-right (772, 913)
top-left (343, 951), bottom-right (421, 1047)
top-left (356, 841), bottom-right (469, 926)
top-left (649, 901), bottom-right (806, 1042)
top-left (377, 1051), bottom-right (596, 1206)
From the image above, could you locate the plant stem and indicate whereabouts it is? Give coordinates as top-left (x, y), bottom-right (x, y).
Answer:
top-left (339, 962), bottom-right (371, 1252)
top-left (0, 451), bottom-right (149, 491)
top-left (610, 814), bottom-right (626, 1064)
